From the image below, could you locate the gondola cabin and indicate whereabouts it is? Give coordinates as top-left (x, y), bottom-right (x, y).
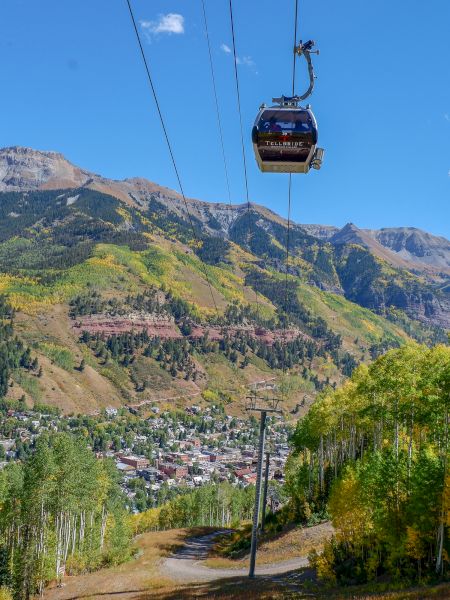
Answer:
top-left (252, 98), bottom-right (323, 173)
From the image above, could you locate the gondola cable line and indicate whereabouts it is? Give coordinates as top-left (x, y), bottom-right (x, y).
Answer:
top-left (201, 0), bottom-right (247, 329)
top-left (124, 0), bottom-right (220, 318)
top-left (200, 0), bottom-right (233, 214)
top-left (228, 0), bottom-right (250, 212)
top-left (228, 0), bottom-right (261, 318)
top-left (282, 0), bottom-right (300, 378)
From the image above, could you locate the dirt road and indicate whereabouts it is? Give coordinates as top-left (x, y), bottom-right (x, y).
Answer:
top-left (162, 530), bottom-right (309, 583)
top-left (43, 528), bottom-right (314, 599)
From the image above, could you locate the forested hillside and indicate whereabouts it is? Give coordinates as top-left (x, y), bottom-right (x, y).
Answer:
top-left (288, 344), bottom-right (449, 585)
top-left (0, 202), bottom-right (443, 409)
top-left (0, 162), bottom-right (447, 413)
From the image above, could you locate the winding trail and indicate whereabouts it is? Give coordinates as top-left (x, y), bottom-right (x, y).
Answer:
top-left (162, 530), bottom-right (309, 583)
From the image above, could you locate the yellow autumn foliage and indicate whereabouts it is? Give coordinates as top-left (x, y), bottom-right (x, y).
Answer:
top-left (405, 526), bottom-right (426, 561)
top-left (129, 507), bottom-right (161, 536)
top-left (328, 468), bottom-right (373, 544)
top-left (309, 545), bottom-right (337, 584)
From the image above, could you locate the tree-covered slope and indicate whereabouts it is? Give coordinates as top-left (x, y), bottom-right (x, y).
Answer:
top-left (0, 175), bottom-right (446, 414)
top-left (289, 344), bottom-right (449, 585)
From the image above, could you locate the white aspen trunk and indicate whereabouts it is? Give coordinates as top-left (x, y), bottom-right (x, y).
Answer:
top-left (380, 414), bottom-right (384, 452)
top-left (63, 513), bottom-right (71, 564)
top-left (40, 522), bottom-right (48, 598)
top-left (408, 405), bottom-right (415, 481)
top-left (71, 515), bottom-right (77, 556)
top-left (334, 436), bottom-right (338, 479)
top-left (436, 407), bottom-right (448, 574)
top-left (350, 424), bottom-right (354, 461)
top-left (372, 393), bottom-right (377, 451)
top-left (35, 500), bottom-right (45, 557)
top-left (333, 439), bottom-right (337, 469)
top-left (61, 512), bottom-right (68, 572)
top-left (100, 506), bottom-right (107, 551)
top-left (394, 399), bottom-right (399, 459)
top-left (55, 513), bottom-right (62, 582)
top-left (36, 503), bottom-right (46, 596)
top-left (80, 511), bottom-right (85, 550)
top-left (319, 435), bottom-right (324, 492)
top-left (90, 511), bottom-right (94, 551)
top-left (62, 513), bottom-right (67, 565)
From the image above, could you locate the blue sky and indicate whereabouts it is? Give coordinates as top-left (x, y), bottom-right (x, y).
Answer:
top-left (1, 0), bottom-right (449, 238)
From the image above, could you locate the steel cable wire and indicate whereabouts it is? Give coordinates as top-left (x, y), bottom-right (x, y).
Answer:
top-left (281, 0), bottom-right (300, 380)
top-left (228, 0), bottom-right (260, 316)
top-left (201, 0), bottom-right (233, 211)
top-left (125, 0), bottom-right (219, 316)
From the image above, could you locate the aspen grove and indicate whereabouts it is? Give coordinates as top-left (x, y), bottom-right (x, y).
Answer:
top-left (0, 433), bottom-right (130, 600)
top-left (289, 344), bottom-right (449, 584)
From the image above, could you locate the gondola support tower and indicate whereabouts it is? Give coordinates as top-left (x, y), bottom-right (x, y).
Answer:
top-left (246, 389), bottom-right (283, 578)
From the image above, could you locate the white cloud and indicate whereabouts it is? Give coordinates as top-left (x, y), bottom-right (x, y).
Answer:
top-left (445, 113), bottom-right (450, 122)
top-left (140, 13), bottom-right (184, 37)
top-left (448, 169), bottom-right (450, 177)
top-left (221, 43), bottom-right (255, 69)
top-left (236, 55), bottom-right (255, 67)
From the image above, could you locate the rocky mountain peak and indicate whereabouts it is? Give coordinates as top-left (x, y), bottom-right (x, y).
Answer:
top-left (0, 147), bottom-right (276, 235)
top-left (0, 146), bottom-right (93, 193)
top-left (342, 222), bottom-right (359, 232)
top-left (330, 222), bottom-right (367, 246)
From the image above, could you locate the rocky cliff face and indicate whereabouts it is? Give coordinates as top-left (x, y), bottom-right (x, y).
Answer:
top-left (373, 227), bottom-right (450, 273)
top-left (334, 245), bottom-right (450, 330)
top-left (299, 224), bottom-right (338, 240)
top-left (0, 146), bottom-right (91, 191)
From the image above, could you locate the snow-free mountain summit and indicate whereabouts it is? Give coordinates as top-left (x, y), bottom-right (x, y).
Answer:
top-left (1, 146), bottom-right (449, 277)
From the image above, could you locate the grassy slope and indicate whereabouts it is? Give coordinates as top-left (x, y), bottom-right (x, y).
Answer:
top-left (296, 284), bottom-right (408, 351)
top-left (205, 522), bottom-right (334, 569)
top-left (14, 306), bottom-right (124, 413)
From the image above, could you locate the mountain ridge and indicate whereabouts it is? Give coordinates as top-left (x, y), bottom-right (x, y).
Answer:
top-left (0, 146), bottom-right (449, 332)
top-left (2, 146), bottom-right (449, 276)
top-left (0, 147), bottom-right (448, 325)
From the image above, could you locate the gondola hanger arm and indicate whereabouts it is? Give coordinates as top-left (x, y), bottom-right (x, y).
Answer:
top-left (293, 39), bottom-right (318, 101)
